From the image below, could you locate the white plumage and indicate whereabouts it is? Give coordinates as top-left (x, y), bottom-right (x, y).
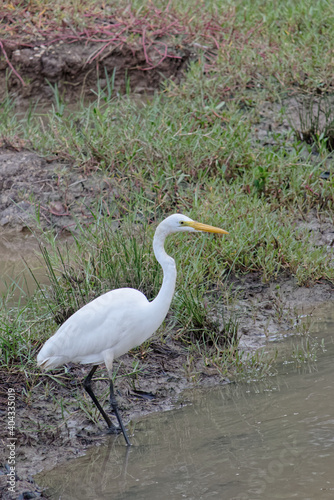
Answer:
top-left (38, 288), bottom-right (151, 368)
top-left (37, 213), bottom-right (228, 445)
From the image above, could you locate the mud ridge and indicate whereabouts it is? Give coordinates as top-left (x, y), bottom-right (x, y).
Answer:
top-left (1, 40), bottom-right (191, 103)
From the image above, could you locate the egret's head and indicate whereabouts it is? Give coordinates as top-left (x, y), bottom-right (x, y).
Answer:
top-left (161, 213), bottom-right (228, 235)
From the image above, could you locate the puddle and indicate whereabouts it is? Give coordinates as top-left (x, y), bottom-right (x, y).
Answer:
top-left (35, 304), bottom-right (334, 499)
top-left (0, 233), bottom-right (49, 305)
top-left (0, 232), bottom-right (48, 300)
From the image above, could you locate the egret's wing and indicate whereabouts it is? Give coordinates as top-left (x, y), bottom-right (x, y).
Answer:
top-left (37, 288), bottom-right (149, 368)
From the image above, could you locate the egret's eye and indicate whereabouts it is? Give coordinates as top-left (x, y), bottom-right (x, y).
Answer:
top-left (180, 221), bottom-right (184, 225)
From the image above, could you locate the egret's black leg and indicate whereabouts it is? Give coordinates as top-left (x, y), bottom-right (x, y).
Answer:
top-left (110, 379), bottom-right (131, 446)
top-left (83, 365), bottom-right (118, 433)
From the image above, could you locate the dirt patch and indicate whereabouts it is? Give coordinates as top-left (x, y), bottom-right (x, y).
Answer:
top-left (1, 40), bottom-right (191, 103)
top-left (230, 272), bottom-right (334, 350)
top-left (0, 146), bottom-right (121, 236)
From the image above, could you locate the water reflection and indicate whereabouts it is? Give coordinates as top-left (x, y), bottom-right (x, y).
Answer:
top-left (37, 305), bottom-right (334, 499)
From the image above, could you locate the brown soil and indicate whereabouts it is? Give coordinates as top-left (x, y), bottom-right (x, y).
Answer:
top-left (0, 146), bottom-right (113, 235)
top-left (1, 40), bottom-right (190, 103)
top-left (1, 40), bottom-right (334, 500)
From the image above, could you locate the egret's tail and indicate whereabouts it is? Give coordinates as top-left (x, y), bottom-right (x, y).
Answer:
top-left (37, 352), bottom-right (68, 370)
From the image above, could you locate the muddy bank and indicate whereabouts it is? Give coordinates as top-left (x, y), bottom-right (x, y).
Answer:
top-left (1, 269), bottom-right (333, 499)
top-left (1, 40), bottom-right (190, 103)
top-left (0, 338), bottom-right (224, 499)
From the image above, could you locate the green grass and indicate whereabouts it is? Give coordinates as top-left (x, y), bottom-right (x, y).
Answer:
top-left (1, 0), bottom-right (334, 385)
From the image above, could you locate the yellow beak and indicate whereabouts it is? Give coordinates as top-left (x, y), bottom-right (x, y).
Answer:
top-left (185, 221), bottom-right (229, 234)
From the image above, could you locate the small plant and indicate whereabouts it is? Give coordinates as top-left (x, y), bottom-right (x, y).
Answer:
top-left (173, 286), bottom-right (236, 349)
top-left (292, 94), bottom-right (334, 152)
top-left (46, 81), bottom-right (65, 118)
top-left (290, 334), bottom-right (324, 366)
top-left (200, 341), bottom-right (277, 380)
top-left (92, 67), bottom-right (117, 102)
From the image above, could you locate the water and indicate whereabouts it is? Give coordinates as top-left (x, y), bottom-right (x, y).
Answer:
top-left (0, 233), bottom-right (47, 299)
top-left (36, 305), bottom-right (334, 499)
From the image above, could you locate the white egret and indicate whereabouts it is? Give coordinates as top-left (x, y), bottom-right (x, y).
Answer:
top-left (37, 214), bottom-right (228, 445)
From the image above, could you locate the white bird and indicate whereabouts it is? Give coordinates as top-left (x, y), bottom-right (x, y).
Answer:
top-left (37, 214), bottom-right (228, 445)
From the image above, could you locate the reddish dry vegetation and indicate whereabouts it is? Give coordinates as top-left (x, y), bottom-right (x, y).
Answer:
top-left (0, 2), bottom-right (269, 100)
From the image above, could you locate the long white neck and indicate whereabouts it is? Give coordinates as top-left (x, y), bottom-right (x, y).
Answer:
top-left (150, 224), bottom-right (177, 328)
